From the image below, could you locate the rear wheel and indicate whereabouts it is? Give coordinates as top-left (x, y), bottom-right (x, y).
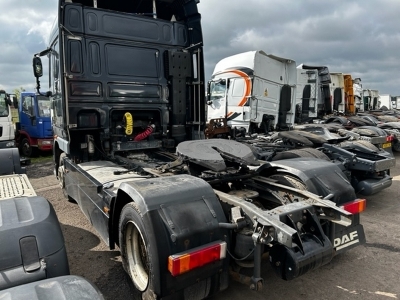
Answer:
top-left (119, 203), bottom-right (154, 296)
top-left (119, 202), bottom-right (213, 300)
top-left (393, 140), bottom-right (400, 152)
top-left (20, 137), bottom-right (37, 157)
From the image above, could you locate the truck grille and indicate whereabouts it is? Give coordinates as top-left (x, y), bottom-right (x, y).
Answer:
top-left (0, 174), bottom-right (36, 200)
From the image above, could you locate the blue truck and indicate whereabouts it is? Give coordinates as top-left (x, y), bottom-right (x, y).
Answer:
top-left (15, 92), bottom-right (53, 157)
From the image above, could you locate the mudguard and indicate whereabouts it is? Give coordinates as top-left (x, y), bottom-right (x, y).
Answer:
top-left (117, 174), bottom-right (230, 298)
top-left (259, 157), bottom-right (356, 205)
top-left (0, 148), bottom-right (26, 175)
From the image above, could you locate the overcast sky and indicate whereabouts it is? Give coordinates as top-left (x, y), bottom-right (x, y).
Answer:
top-left (1, 0), bottom-right (399, 96)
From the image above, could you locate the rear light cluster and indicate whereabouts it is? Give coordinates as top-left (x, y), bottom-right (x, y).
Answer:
top-left (341, 199), bottom-right (366, 214)
top-left (386, 135), bottom-right (394, 142)
top-left (168, 241), bottom-right (227, 276)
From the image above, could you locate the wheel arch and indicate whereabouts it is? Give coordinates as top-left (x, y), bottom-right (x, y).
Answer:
top-left (258, 159), bottom-right (356, 205)
top-left (16, 130), bottom-right (29, 142)
top-left (110, 174), bottom-right (230, 298)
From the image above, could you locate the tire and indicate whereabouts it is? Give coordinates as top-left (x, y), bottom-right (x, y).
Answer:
top-left (393, 140), bottom-right (400, 152)
top-left (268, 174), bottom-right (307, 204)
top-left (20, 137), bottom-right (37, 157)
top-left (119, 202), bottom-right (154, 296)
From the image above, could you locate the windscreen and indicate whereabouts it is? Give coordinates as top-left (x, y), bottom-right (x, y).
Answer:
top-left (0, 91), bottom-right (9, 117)
top-left (209, 81), bottom-right (227, 100)
top-left (38, 96), bottom-right (51, 117)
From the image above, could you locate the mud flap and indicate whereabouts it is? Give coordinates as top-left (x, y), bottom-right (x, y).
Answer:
top-left (333, 223), bottom-right (366, 254)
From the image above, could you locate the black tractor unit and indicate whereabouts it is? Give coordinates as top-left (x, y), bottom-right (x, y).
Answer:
top-left (32, 1), bottom-right (366, 299)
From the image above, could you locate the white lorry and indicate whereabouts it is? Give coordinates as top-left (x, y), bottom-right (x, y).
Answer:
top-left (363, 89), bottom-right (380, 110)
top-left (353, 78), bottom-right (363, 112)
top-left (0, 90), bottom-right (16, 148)
top-left (296, 64), bottom-right (332, 120)
top-left (207, 50), bottom-right (297, 133)
top-left (378, 94), bottom-right (392, 110)
top-left (206, 51), bottom-right (339, 133)
top-left (329, 72), bottom-right (345, 113)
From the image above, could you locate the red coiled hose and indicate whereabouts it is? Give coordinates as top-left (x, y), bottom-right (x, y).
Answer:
top-left (134, 125), bottom-right (155, 141)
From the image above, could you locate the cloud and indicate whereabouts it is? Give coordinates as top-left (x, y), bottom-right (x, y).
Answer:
top-left (200, 0), bottom-right (400, 95)
top-left (0, 0), bottom-right (400, 97)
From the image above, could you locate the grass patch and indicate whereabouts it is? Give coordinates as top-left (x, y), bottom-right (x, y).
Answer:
top-left (29, 153), bottom-right (53, 164)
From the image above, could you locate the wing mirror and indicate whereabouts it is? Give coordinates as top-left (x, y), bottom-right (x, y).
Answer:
top-left (33, 57), bottom-right (43, 78)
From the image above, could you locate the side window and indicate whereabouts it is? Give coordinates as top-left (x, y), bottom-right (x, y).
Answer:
top-left (50, 38), bottom-right (63, 118)
top-left (229, 78), bottom-right (249, 106)
top-left (51, 40), bottom-right (60, 94)
top-left (22, 96), bottom-right (34, 115)
top-left (232, 78), bottom-right (245, 97)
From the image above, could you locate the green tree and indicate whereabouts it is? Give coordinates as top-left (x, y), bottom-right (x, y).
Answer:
top-left (12, 87), bottom-right (25, 100)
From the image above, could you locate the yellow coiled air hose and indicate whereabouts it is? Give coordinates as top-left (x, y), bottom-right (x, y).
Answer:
top-left (123, 112), bottom-right (133, 135)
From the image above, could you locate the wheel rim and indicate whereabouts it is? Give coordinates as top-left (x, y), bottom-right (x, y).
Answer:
top-left (125, 221), bottom-right (149, 291)
top-left (22, 140), bottom-right (31, 156)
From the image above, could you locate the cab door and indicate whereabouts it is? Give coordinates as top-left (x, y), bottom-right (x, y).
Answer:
top-left (20, 95), bottom-right (39, 137)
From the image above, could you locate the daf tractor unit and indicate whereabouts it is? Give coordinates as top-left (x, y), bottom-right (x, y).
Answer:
top-left (32, 1), bottom-right (367, 299)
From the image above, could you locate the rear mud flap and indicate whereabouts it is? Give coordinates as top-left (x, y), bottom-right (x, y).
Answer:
top-left (334, 223), bottom-right (366, 254)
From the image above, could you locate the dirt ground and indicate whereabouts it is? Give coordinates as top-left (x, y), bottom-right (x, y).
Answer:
top-left (26, 154), bottom-right (400, 300)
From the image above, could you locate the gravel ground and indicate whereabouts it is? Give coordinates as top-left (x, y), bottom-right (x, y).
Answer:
top-left (25, 154), bottom-right (400, 300)
top-left (26, 157), bottom-right (139, 299)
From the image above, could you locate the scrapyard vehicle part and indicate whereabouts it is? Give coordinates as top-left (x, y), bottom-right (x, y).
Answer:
top-left (0, 194), bottom-right (69, 290)
top-left (0, 275), bottom-right (104, 300)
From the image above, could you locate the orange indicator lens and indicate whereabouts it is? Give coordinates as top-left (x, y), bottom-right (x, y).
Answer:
top-left (342, 199), bottom-right (366, 214)
top-left (168, 241), bottom-right (227, 276)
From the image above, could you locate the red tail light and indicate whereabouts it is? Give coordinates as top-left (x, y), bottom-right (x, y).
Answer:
top-left (386, 135), bottom-right (394, 142)
top-left (341, 199), bottom-right (366, 214)
top-left (168, 241), bottom-right (227, 277)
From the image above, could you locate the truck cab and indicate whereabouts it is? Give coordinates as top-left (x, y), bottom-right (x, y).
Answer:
top-left (0, 90), bottom-right (16, 149)
top-left (353, 78), bottom-right (363, 112)
top-left (15, 92), bottom-right (53, 157)
top-left (31, 2), bottom-right (367, 299)
top-left (329, 72), bottom-right (345, 114)
top-left (343, 74), bottom-right (356, 115)
top-left (207, 51), bottom-right (297, 134)
top-left (296, 64), bottom-right (332, 119)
